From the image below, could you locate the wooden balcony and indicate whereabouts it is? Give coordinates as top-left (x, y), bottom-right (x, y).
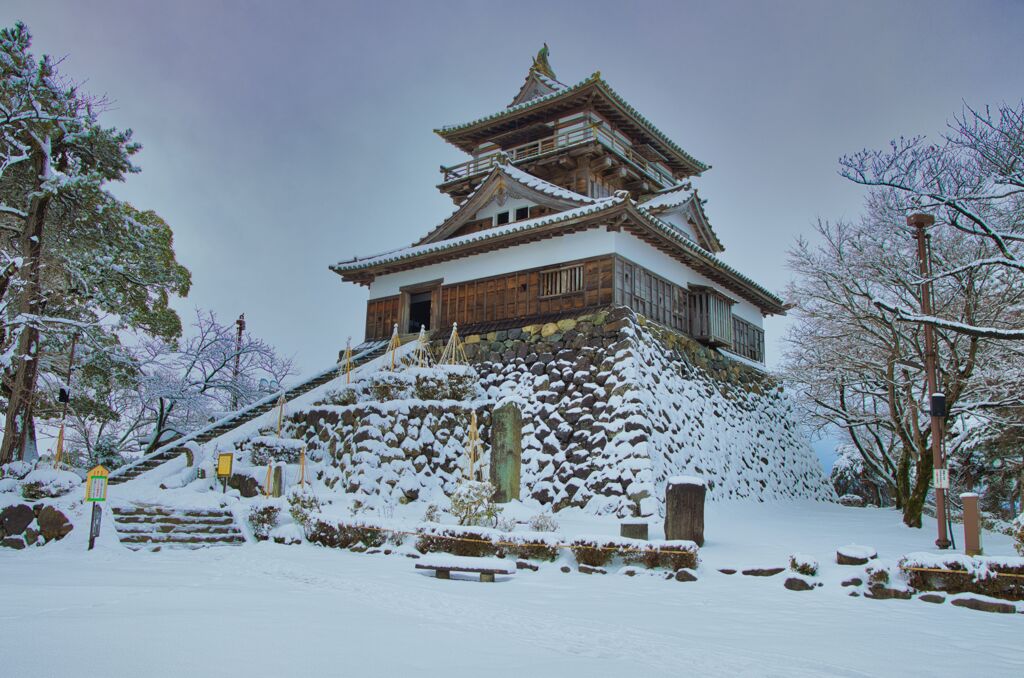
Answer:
top-left (439, 126), bottom-right (677, 189)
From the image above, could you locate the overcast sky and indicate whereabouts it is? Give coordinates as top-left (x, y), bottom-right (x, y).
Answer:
top-left (3, 2), bottom-right (1022, 384)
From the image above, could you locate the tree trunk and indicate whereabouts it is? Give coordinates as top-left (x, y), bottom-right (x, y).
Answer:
top-left (0, 149), bottom-right (51, 465)
top-left (902, 446), bottom-right (933, 528)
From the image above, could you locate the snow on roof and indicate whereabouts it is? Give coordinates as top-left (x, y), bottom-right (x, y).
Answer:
top-left (333, 198), bottom-right (624, 271)
top-left (641, 183), bottom-right (694, 212)
top-left (499, 163), bottom-right (596, 204)
top-left (436, 74), bottom-right (709, 174)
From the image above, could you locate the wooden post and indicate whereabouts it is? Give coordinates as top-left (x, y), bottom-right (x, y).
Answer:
top-left (489, 403), bottom-right (522, 502)
top-left (960, 492), bottom-right (983, 556)
top-left (275, 395), bottom-right (286, 436)
top-left (664, 476), bottom-right (706, 546)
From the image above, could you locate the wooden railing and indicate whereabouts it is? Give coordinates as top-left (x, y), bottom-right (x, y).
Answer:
top-left (440, 126), bottom-right (676, 187)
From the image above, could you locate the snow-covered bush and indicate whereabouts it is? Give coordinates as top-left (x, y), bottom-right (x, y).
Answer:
top-left (570, 538), bottom-right (619, 567)
top-left (20, 469), bottom-right (80, 499)
top-left (622, 542), bottom-right (699, 570)
top-left (248, 503), bottom-right (281, 541)
top-left (509, 535), bottom-right (559, 561)
top-left (449, 480), bottom-right (502, 527)
top-left (246, 436), bottom-right (305, 465)
top-left (271, 523), bottom-right (303, 545)
top-left (790, 553), bottom-right (819, 576)
top-left (422, 503), bottom-right (441, 523)
top-left (1, 461), bottom-right (34, 480)
top-left (528, 511), bottom-right (559, 533)
top-left (287, 489), bottom-right (321, 529)
top-left (324, 386), bottom-right (358, 406)
top-left (415, 524), bottom-right (500, 557)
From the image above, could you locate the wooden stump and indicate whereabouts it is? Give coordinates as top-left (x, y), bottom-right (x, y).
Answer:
top-left (489, 403), bottom-right (522, 503)
top-left (620, 521), bottom-right (649, 540)
top-left (664, 477), bottom-right (706, 546)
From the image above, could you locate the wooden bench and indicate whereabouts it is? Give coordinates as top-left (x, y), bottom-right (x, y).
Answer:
top-left (415, 555), bottom-right (515, 583)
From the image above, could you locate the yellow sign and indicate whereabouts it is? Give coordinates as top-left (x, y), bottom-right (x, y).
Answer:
top-left (85, 465), bottom-right (109, 502)
top-left (216, 453), bottom-right (234, 478)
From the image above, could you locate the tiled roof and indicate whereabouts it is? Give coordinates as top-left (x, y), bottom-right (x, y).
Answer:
top-left (436, 74), bottom-right (709, 174)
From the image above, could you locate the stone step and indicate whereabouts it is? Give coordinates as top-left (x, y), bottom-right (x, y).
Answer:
top-left (119, 533), bottom-right (246, 545)
top-left (116, 524), bottom-right (242, 535)
top-left (113, 515), bottom-right (235, 526)
top-left (112, 509), bottom-right (234, 519)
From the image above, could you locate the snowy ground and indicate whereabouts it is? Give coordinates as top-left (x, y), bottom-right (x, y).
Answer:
top-left (1, 500), bottom-right (1021, 677)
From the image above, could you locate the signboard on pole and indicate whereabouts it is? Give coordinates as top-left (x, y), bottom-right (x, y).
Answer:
top-left (217, 452), bottom-right (233, 493)
top-left (88, 503), bottom-right (102, 551)
top-left (932, 468), bottom-right (950, 490)
top-left (85, 465), bottom-right (109, 502)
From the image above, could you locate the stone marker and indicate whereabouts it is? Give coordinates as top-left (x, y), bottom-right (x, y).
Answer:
top-left (664, 476), bottom-right (705, 546)
top-left (489, 403), bottom-right (522, 503)
top-left (272, 466), bottom-right (283, 498)
top-left (620, 521), bottom-right (649, 540)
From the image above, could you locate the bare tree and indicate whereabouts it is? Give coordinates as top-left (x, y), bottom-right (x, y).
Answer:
top-left (840, 101), bottom-right (1024, 340)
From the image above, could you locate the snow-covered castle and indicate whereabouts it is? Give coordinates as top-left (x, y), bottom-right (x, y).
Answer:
top-left (333, 47), bottom-right (780, 365)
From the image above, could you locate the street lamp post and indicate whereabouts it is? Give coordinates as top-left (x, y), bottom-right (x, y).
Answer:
top-left (231, 314), bottom-right (245, 411)
top-left (907, 213), bottom-right (951, 549)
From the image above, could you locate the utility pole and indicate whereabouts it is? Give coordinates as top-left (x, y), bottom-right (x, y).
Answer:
top-left (908, 213), bottom-right (951, 549)
top-left (231, 314), bottom-right (245, 411)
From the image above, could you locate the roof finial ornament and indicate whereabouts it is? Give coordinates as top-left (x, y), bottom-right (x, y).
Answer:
top-left (531, 43), bottom-right (556, 80)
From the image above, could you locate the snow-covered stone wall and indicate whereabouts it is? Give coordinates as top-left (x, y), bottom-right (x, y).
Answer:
top-left (244, 307), bottom-right (831, 516)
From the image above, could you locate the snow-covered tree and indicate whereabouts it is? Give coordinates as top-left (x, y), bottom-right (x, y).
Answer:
top-left (782, 214), bottom-right (1024, 528)
top-left (0, 23), bottom-right (190, 462)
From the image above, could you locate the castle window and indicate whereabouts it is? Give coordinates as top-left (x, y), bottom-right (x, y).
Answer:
top-left (515, 206), bottom-right (530, 221)
top-left (539, 264), bottom-right (584, 298)
top-left (495, 211), bottom-right (510, 225)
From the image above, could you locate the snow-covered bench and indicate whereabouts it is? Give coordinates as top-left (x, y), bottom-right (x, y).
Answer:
top-left (415, 555), bottom-right (515, 582)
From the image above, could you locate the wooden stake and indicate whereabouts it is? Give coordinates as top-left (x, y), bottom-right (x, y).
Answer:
top-left (264, 462), bottom-right (273, 496)
top-left (464, 410), bottom-right (482, 481)
top-left (407, 326), bottom-right (434, 369)
top-left (276, 394), bottom-right (286, 436)
top-left (298, 445), bottom-right (307, 490)
top-left (343, 338), bottom-right (353, 384)
top-left (53, 422), bottom-right (65, 470)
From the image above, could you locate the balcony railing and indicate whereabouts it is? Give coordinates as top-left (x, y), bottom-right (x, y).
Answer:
top-left (440, 126), bottom-right (677, 188)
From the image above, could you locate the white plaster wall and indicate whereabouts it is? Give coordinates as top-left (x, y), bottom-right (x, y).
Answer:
top-left (655, 211), bottom-right (698, 244)
top-left (368, 227), bottom-right (619, 298)
top-left (367, 226), bottom-right (767, 328)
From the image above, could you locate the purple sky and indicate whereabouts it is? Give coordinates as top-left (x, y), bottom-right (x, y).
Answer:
top-left (3, 1), bottom-right (1022, 386)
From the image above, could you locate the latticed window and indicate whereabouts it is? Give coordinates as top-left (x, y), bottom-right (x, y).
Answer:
top-left (539, 264), bottom-right (584, 298)
top-left (731, 316), bottom-right (765, 363)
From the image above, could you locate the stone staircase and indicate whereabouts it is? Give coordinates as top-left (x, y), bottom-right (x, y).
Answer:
top-left (112, 505), bottom-right (246, 551)
top-left (109, 341), bottom-right (389, 485)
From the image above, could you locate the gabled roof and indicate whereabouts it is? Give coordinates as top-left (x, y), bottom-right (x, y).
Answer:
top-left (331, 197), bottom-right (784, 314)
top-left (508, 70), bottom-right (567, 107)
top-left (414, 164), bottom-right (595, 245)
top-left (641, 184), bottom-right (724, 254)
top-left (435, 74), bottom-right (709, 177)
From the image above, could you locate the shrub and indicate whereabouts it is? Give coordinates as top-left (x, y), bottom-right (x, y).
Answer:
top-left (528, 511), bottom-right (559, 533)
top-left (2, 461), bottom-right (34, 480)
top-left (368, 373), bottom-right (413, 401)
top-left (449, 480), bottom-right (502, 527)
top-left (287, 490), bottom-right (321, 529)
top-left (622, 542), bottom-right (699, 570)
top-left (20, 469), bottom-right (79, 499)
top-left (866, 562), bottom-right (891, 586)
top-left (415, 525), bottom-right (499, 557)
top-left (247, 437), bottom-right (304, 465)
top-left (1014, 515), bottom-right (1024, 557)
top-left (570, 539), bottom-right (619, 567)
top-left (509, 535), bottom-right (559, 562)
top-left (790, 553), bottom-right (819, 576)
top-left (899, 553), bottom-right (1024, 600)
top-left (422, 503), bottom-right (441, 523)
top-left (249, 504), bottom-right (281, 541)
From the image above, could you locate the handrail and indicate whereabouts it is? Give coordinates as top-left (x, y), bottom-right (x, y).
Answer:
top-left (440, 126), bottom-right (676, 187)
top-left (108, 341), bottom-right (387, 479)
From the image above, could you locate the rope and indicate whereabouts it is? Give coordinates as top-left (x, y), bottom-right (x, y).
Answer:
top-left (900, 565), bottom-right (1024, 580)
